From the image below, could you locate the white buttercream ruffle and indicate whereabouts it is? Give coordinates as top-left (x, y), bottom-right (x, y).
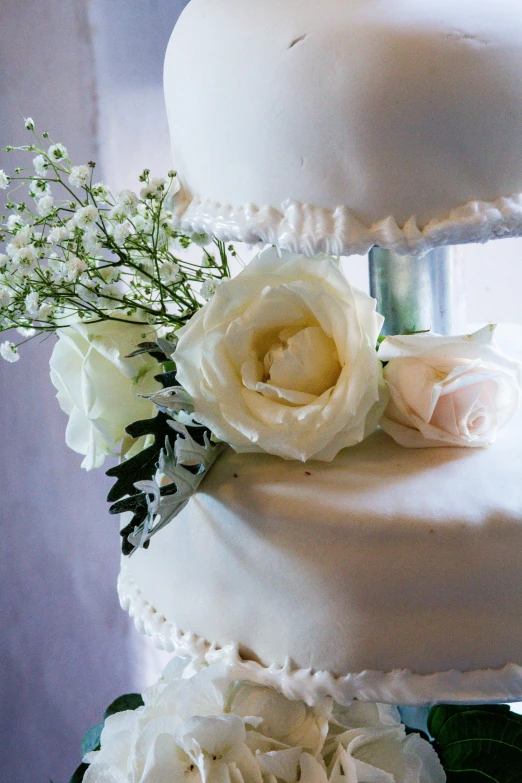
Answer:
top-left (171, 191), bottom-right (522, 257)
top-left (118, 569), bottom-right (522, 708)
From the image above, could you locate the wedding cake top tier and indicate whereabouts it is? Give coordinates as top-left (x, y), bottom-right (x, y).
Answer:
top-left (165, 0), bottom-right (522, 256)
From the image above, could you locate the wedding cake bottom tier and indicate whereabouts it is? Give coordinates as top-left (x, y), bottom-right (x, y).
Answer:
top-left (120, 395), bottom-right (522, 706)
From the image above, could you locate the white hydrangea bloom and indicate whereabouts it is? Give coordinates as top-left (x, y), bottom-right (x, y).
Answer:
top-left (0, 170), bottom-right (10, 189)
top-left (83, 659), bottom-right (445, 783)
top-left (33, 154), bottom-right (48, 177)
top-left (0, 341), bottom-right (19, 362)
top-left (47, 142), bottom-right (68, 162)
top-left (75, 205), bottom-right (99, 230)
top-left (37, 195), bottom-right (54, 217)
top-left (69, 165), bottom-right (90, 188)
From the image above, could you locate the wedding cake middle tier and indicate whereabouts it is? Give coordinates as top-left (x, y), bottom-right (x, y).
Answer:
top-left (120, 379), bottom-right (522, 707)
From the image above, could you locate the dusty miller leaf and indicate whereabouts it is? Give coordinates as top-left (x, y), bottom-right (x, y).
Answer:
top-left (126, 425), bottom-right (224, 550)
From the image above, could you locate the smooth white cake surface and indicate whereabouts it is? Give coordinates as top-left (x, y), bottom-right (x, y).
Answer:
top-left (120, 329), bottom-right (522, 706)
top-left (165, 0), bottom-right (522, 256)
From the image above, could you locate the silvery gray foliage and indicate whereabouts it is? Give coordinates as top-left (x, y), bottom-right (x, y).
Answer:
top-left (129, 420), bottom-right (224, 549)
top-left (140, 386), bottom-right (195, 415)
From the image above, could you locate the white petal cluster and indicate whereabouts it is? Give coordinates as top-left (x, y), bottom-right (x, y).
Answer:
top-left (49, 319), bottom-right (161, 469)
top-left (0, 170), bottom-right (10, 189)
top-left (83, 659), bottom-right (445, 783)
top-left (33, 154), bottom-right (49, 177)
top-left (140, 177), bottom-right (166, 200)
top-left (0, 340), bottom-right (19, 362)
top-left (47, 142), bottom-right (68, 162)
top-left (75, 205), bottom-right (99, 230)
top-left (37, 195), bottom-right (54, 217)
top-left (69, 165), bottom-right (91, 188)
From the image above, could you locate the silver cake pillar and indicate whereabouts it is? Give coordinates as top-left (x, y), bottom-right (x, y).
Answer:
top-left (369, 246), bottom-right (466, 336)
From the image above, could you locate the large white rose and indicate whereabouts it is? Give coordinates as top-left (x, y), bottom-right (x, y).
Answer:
top-left (173, 249), bottom-right (386, 462)
top-left (378, 325), bottom-right (522, 448)
top-left (49, 320), bottom-right (161, 469)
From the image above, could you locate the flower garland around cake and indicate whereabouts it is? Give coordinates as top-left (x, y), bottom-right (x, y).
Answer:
top-left (1, 121), bottom-right (522, 555)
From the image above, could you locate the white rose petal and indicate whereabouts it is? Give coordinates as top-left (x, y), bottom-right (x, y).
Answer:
top-left (378, 326), bottom-right (522, 448)
top-left (174, 249), bottom-right (387, 462)
top-left (49, 319), bottom-right (161, 469)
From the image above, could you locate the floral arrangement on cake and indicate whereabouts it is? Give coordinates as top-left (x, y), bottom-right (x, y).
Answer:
top-left (3, 123), bottom-right (522, 783)
top-left (1, 122), bottom-right (521, 553)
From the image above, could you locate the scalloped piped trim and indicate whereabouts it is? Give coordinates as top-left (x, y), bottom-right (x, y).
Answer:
top-left (171, 190), bottom-right (522, 257)
top-left (118, 569), bottom-right (522, 707)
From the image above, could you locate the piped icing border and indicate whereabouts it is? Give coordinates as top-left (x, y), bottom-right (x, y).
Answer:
top-left (172, 190), bottom-right (522, 257)
top-left (118, 568), bottom-right (522, 707)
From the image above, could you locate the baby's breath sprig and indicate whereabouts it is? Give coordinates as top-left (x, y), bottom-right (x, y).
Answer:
top-left (0, 120), bottom-right (233, 361)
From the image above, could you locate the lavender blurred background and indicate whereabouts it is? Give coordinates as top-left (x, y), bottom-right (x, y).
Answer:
top-left (1, 2), bottom-right (522, 781)
top-left (0, 3), bottom-right (187, 781)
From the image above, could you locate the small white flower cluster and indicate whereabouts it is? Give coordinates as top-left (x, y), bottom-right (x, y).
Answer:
top-left (84, 657), bottom-right (445, 783)
top-left (0, 121), bottom-right (233, 360)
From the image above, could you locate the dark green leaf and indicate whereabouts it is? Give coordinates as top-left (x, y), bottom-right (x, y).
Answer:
top-left (104, 692), bottom-right (144, 720)
top-left (81, 722), bottom-right (104, 756)
top-left (155, 370), bottom-right (178, 388)
top-left (429, 704), bottom-right (522, 782)
top-left (126, 341), bottom-right (168, 362)
top-left (106, 441), bottom-right (160, 502)
top-left (68, 763), bottom-right (89, 783)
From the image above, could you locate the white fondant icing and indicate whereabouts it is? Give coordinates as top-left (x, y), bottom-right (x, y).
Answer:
top-left (118, 570), bottom-right (522, 707)
top-left (165, 0), bottom-right (522, 255)
top-left (172, 193), bottom-right (522, 258)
